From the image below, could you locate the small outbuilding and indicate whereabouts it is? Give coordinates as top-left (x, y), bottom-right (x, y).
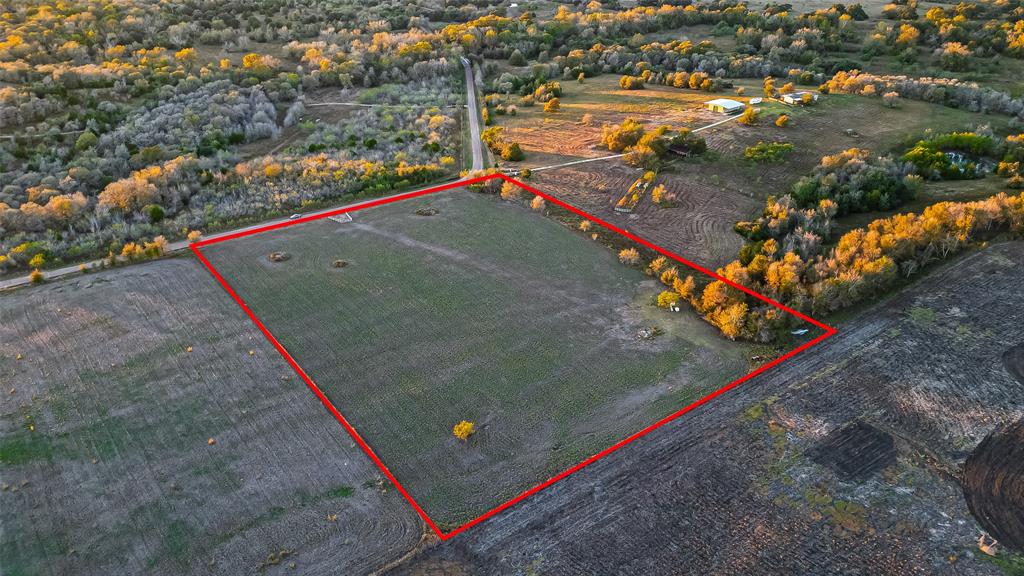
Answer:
top-left (704, 98), bottom-right (745, 115)
top-left (782, 91), bottom-right (820, 105)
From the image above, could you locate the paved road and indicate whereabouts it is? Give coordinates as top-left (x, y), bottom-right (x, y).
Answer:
top-left (1, 61), bottom-right (491, 292)
top-left (528, 111), bottom-right (745, 173)
top-left (461, 57), bottom-right (485, 171)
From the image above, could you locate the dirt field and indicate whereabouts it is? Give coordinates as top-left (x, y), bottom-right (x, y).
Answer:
top-left (390, 241), bottom-right (1024, 575)
top-left (0, 259), bottom-right (423, 575)
top-left (514, 88), bottom-right (1007, 268)
top-left (196, 189), bottom-right (769, 529)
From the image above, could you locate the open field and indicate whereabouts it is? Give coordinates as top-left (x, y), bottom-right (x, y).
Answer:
top-left (509, 84), bottom-right (1009, 268)
top-left (0, 260), bottom-right (423, 575)
top-left (196, 189), bottom-right (772, 528)
top-left (391, 241), bottom-right (1024, 575)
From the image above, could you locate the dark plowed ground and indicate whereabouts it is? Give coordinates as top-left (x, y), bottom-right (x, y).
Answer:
top-left (964, 419), bottom-right (1024, 552)
top-left (391, 243), bottom-right (1024, 575)
top-left (1004, 343), bottom-right (1024, 385)
top-left (810, 420), bottom-right (897, 481)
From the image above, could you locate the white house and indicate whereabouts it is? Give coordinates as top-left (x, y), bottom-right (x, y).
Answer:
top-left (704, 98), bottom-right (746, 115)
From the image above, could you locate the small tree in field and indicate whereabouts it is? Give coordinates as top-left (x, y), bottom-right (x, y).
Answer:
top-left (500, 180), bottom-right (520, 200)
top-left (657, 290), bottom-right (680, 308)
top-left (619, 248), bottom-right (641, 265)
top-left (579, 219), bottom-right (592, 232)
top-left (531, 195), bottom-right (546, 211)
top-left (453, 420), bottom-right (475, 441)
top-left (544, 98), bottom-right (560, 113)
top-left (775, 114), bottom-right (790, 128)
top-left (578, 72), bottom-right (585, 84)
top-left (29, 269), bottom-right (43, 284)
top-left (501, 142), bottom-right (525, 161)
top-left (737, 107), bottom-right (759, 126)
top-left (882, 91), bottom-right (900, 108)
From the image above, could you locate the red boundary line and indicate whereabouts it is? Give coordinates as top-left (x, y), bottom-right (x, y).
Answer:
top-left (191, 173), bottom-right (837, 541)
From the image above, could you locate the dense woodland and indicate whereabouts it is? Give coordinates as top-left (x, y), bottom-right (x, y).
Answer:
top-left (3, 0), bottom-right (1024, 282)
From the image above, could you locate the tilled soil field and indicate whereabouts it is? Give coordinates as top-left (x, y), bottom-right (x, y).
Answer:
top-left (389, 242), bottom-right (1024, 575)
top-left (0, 259), bottom-right (423, 575)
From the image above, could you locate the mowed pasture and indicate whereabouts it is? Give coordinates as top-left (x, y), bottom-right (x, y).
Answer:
top-left (0, 260), bottom-right (422, 575)
top-left (516, 85), bottom-right (1008, 267)
top-left (198, 189), bottom-right (758, 528)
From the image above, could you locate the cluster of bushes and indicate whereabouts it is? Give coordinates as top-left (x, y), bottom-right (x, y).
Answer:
top-left (669, 189), bottom-right (1024, 341)
top-left (997, 134), bottom-right (1024, 188)
top-left (870, 2), bottom-right (1024, 65)
top-left (481, 126), bottom-right (526, 162)
top-left (618, 75), bottom-right (645, 90)
top-left (744, 141), bottom-right (794, 163)
top-left (823, 70), bottom-right (1024, 119)
top-left (600, 118), bottom-right (707, 169)
top-left (790, 148), bottom-right (918, 215)
top-left (901, 132), bottom-right (994, 180)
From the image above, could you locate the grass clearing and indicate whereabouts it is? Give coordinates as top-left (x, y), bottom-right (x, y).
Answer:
top-left (198, 189), bottom-right (757, 527)
top-left (0, 260), bottom-right (422, 575)
top-left (511, 81), bottom-right (1009, 267)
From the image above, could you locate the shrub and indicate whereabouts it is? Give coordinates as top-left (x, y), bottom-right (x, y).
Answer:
top-left (500, 181), bottom-right (520, 200)
top-left (28, 253), bottom-right (45, 269)
top-left (579, 220), bottom-right (592, 232)
top-left (601, 118), bottom-right (645, 152)
top-left (619, 75), bottom-right (645, 90)
top-left (531, 196), bottom-right (546, 211)
top-left (737, 107), bottom-right (759, 126)
top-left (500, 142), bottom-right (525, 161)
top-left (651, 184), bottom-right (677, 207)
top-left (74, 131), bottom-right (97, 151)
top-left (657, 291), bottom-right (681, 308)
top-left (453, 420), bottom-right (475, 441)
top-left (745, 141), bottom-right (794, 163)
top-left (775, 114), bottom-right (790, 128)
top-left (619, 248), bottom-right (641, 265)
top-left (145, 204), bottom-right (165, 223)
top-left (264, 163), bottom-right (283, 178)
top-left (543, 98), bottom-right (560, 113)
top-left (29, 269), bottom-right (43, 284)
top-left (187, 230), bottom-right (203, 243)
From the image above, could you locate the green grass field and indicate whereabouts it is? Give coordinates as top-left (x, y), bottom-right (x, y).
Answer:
top-left (199, 189), bottom-right (754, 527)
